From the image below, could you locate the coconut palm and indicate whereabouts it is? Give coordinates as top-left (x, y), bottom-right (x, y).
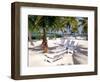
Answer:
top-left (62, 17), bottom-right (78, 38)
top-left (28, 15), bottom-right (43, 46)
top-left (79, 17), bottom-right (88, 39)
top-left (28, 16), bottom-right (64, 53)
top-left (49, 17), bottom-right (67, 39)
top-left (28, 31), bottom-right (34, 46)
top-left (38, 16), bottom-right (61, 53)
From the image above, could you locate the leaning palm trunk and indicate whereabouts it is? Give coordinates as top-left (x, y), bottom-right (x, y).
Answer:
top-left (28, 31), bottom-right (34, 46)
top-left (41, 28), bottom-right (48, 53)
top-left (86, 37), bottom-right (87, 40)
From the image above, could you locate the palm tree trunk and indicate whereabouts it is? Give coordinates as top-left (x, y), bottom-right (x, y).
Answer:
top-left (28, 31), bottom-right (34, 46)
top-left (41, 28), bottom-right (48, 53)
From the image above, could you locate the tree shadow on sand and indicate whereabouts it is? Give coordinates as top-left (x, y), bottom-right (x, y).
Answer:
top-left (28, 45), bottom-right (59, 52)
top-left (76, 45), bottom-right (88, 56)
top-left (72, 45), bottom-right (88, 64)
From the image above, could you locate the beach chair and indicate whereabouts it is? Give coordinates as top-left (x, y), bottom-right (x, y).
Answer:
top-left (43, 39), bottom-right (72, 63)
top-left (50, 38), bottom-right (71, 53)
top-left (67, 40), bottom-right (78, 54)
top-left (44, 38), bottom-right (78, 63)
top-left (54, 38), bottom-right (66, 46)
top-left (44, 49), bottom-right (67, 63)
top-left (55, 38), bottom-right (71, 47)
top-left (64, 39), bottom-right (71, 49)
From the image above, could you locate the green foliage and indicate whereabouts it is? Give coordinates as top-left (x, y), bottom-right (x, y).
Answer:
top-left (28, 15), bottom-right (88, 39)
top-left (64, 17), bottom-right (78, 32)
top-left (79, 17), bottom-right (88, 33)
top-left (28, 15), bottom-right (42, 32)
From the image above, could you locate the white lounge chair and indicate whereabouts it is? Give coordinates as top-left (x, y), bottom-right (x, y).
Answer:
top-left (44, 39), bottom-right (78, 63)
top-left (51, 38), bottom-right (71, 53)
top-left (55, 38), bottom-right (71, 47)
top-left (64, 39), bottom-right (71, 49)
top-left (67, 40), bottom-right (78, 54)
top-left (44, 50), bottom-right (67, 63)
top-left (54, 38), bottom-right (66, 46)
top-left (43, 39), bottom-right (72, 63)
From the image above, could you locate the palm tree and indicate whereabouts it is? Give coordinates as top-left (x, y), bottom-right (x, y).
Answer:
top-left (28, 16), bottom-right (63, 53)
top-left (28, 15), bottom-right (43, 46)
top-left (63, 17), bottom-right (78, 38)
top-left (28, 31), bottom-right (34, 46)
top-left (49, 17), bottom-right (67, 39)
top-left (39, 16), bottom-right (66, 53)
top-left (79, 17), bottom-right (88, 39)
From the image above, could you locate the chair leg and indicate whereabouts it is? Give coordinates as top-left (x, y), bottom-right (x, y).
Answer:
top-left (68, 49), bottom-right (73, 55)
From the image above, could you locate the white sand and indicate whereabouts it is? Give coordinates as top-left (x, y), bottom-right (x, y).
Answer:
top-left (28, 38), bottom-right (88, 67)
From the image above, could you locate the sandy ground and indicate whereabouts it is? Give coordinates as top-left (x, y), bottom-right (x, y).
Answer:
top-left (28, 38), bottom-right (88, 67)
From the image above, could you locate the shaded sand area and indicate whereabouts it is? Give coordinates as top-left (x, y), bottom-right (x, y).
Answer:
top-left (28, 38), bottom-right (88, 67)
